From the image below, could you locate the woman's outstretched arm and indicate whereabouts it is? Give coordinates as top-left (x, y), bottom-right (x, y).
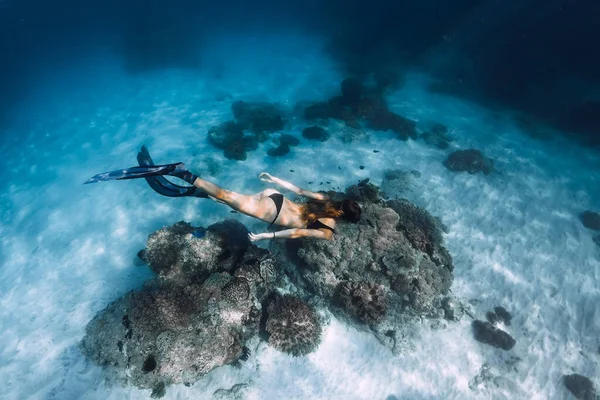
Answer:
top-left (258, 172), bottom-right (328, 201)
top-left (248, 228), bottom-right (332, 241)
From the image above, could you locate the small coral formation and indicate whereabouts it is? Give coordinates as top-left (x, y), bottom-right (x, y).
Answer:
top-left (337, 281), bottom-right (387, 324)
top-left (267, 133), bottom-right (301, 158)
top-left (563, 374), bottom-right (597, 400)
top-left (420, 123), bottom-right (453, 149)
top-left (302, 126), bottom-right (330, 142)
top-left (301, 77), bottom-right (417, 140)
top-left (207, 121), bottom-right (257, 161)
top-left (366, 109), bottom-right (417, 140)
top-left (580, 210), bottom-right (600, 230)
top-left (206, 101), bottom-right (285, 160)
top-left (444, 149), bottom-right (494, 175)
top-left (486, 310), bottom-right (501, 325)
top-left (492, 306), bottom-right (512, 326)
top-left (264, 294), bottom-right (322, 356)
top-left (471, 320), bottom-right (515, 350)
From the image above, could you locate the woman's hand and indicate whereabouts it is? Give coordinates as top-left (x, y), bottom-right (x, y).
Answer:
top-left (258, 172), bottom-right (274, 183)
top-left (248, 232), bottom-right (273, 242)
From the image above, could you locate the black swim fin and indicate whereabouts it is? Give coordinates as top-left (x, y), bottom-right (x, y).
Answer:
top-left (84, 162), bottom-right (186, 184)
top-left (136, 146), bottom-right (207, 198)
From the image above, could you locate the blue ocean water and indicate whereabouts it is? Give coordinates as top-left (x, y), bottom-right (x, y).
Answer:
top-left (1, 1), bottom-right (599, 399)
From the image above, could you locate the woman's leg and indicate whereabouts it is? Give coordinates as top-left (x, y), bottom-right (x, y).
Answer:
top-left (190, 177), bottom-right (269, 219)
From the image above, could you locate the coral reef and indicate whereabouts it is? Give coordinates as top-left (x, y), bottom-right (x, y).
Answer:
top-left (82, 220), bottom-right (280, 395)
top-left (275, 201), bottom-right (453, 313)
top-left (301, 78), bottom-right (417, 140)
top-left (80, 275), bottom-right (253, 391)
top-left (264, 294), bottom-right (322, 356)
top-left (443, 149), bottom-right (494, 175)
top-left (83, 182), bottom-right (460, 391)
top-left (337, 281), bottom-right (387, 324)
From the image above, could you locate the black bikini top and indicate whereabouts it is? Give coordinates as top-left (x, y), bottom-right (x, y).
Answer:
top-left (306, 219), bottom-right (335, 233)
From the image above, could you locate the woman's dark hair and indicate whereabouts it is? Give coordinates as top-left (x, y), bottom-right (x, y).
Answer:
top-left (341, 199), bottom-right (361, 223)
top-left (300, 199), bottom-right (362, 224)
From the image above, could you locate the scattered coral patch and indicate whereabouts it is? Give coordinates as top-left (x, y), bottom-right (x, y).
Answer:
top-left (206, 101), bottom-right (286, 160)
top-left (302, 77), bottom-right (417, 140)
top-left (472, 320), bottom-right (515, 350)
top-left (231, 101), bottom-right (285, 136)
top-left (207, 121), bottom-right (257, 161)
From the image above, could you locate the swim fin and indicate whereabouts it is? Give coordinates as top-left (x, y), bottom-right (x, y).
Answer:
top-left (136, 146), bottom-right (208, 198)
top-left (84, 162), bottom-right (186, 184)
